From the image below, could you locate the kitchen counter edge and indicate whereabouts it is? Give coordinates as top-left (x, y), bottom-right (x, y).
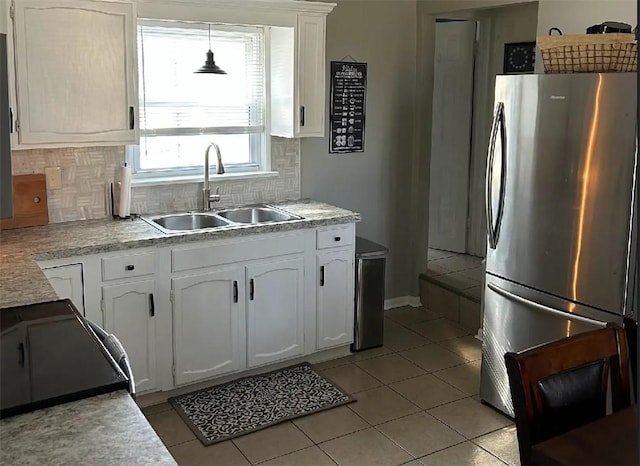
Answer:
top-left (0, 200), bottom-right (361, 309)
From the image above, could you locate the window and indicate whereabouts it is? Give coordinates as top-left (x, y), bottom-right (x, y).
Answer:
top-left (131, 20), bottom-right (267, 179)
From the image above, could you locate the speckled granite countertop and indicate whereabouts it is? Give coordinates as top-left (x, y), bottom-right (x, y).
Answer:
top-left (0, 390), bottom-right (176, 466)
top-left (0, 200), bottom-right (360, 309)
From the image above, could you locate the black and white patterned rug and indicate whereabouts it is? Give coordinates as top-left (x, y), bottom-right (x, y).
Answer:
top-left (168, 363), bottom-right (355, 445)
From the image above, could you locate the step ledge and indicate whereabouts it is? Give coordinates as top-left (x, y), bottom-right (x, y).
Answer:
top-left (419, 273), bottom-right (482, 304)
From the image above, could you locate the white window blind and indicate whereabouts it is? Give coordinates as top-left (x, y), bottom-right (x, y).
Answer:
top-left (134, 20), bottom-right (266, 175)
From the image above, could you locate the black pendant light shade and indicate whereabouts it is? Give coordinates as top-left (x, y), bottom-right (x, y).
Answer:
top-left (195, 49), bottom-right (227, 74)
top-left (195, 25), bottom-right (227, 74)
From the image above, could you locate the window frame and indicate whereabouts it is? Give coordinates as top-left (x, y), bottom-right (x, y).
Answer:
top-left (129, 20), bottom-right (271, 181)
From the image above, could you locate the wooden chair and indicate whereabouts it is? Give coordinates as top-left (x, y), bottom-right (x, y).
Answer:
top-left (623, 317), bottom-right (638, 403)
top-left (504, 324), bottom-right (631, 466)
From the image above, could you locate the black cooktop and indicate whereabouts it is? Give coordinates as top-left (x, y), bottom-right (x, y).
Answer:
top-left (0, 299), bottom-right (128, 419)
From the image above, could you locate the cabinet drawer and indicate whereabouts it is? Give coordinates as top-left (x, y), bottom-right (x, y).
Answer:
top-left (317, 225), bottom-right (354, 249)
top-left (172, 233), bottom-right (306, 273)
top-left (101, 252), bottom-right (156, 281)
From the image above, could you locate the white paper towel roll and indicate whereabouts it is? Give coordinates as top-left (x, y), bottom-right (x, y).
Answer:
top-left (119, 163), bottom-right (131, 218)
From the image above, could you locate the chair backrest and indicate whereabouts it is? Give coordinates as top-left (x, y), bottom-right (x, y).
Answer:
top-left (504, 323), bottom-right (630, 466)
top-left (623, 317), bottom-right (637, 402)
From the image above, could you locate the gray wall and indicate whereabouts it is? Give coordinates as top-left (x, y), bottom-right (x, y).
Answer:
top-left (301, 1), bottom-right (418, 299)
top-left (414, 0), bottom-right (538, 286)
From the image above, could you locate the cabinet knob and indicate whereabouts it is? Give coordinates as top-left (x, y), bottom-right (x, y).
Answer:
top-left (125, 264), bottom-right (135, 271)
top-left (33, 196), bottom-right (41, 204)
top-left (334, 237), bottom-right (341, 242)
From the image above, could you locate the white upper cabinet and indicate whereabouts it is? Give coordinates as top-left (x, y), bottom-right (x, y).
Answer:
top-left (269, 7), bottom-right (333, 138)
top-left (0, 2), bottom-right (8, 34)
top-left (10, 0), bottom-right (137, 148)
top-left (295, 14), bottom-right (326, 137)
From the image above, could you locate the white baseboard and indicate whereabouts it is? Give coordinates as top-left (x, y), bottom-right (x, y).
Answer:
top-left (384, 296), bottom-right (422, 310)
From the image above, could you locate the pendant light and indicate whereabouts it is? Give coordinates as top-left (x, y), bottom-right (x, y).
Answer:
top-left (195, 24), bottom-right (227, 74)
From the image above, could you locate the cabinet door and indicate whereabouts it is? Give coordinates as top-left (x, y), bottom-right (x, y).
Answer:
top-left (102, 280), bottom-right (156, 393)
top-left (0, 322), bottom-right (29, 408)
top-left (317, 250), bottom-right (355, 349)
top-left (296, 14), bottom-right (326, 137)
top-left (12, 0), bottom-right (137, 146)
top-left (42, 264), bottom-right (85, 316)
top-left (172, 268), bottom-right (245, 386)
top-left (246, 256), bottom-right (304, 367)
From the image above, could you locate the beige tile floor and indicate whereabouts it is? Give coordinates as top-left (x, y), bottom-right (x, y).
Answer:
top-left (141, 307), bottom-right (519, 466)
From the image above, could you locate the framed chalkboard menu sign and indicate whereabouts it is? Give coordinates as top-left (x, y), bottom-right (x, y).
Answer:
top-left (329, 61), bottom-right (367, 153)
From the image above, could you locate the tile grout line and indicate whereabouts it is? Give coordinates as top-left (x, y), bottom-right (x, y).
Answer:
top-left (471, 440), bottom-right (513, 466)
top-left (390, 315), bottom-right (479, 355)
top-left (393, 343), bottom-right (474, 370)
top-left (353, 354), bottom-right (429, 386)
top-left (248, 421), bottom-right (336, 466)
top-left (229, 436), bottom-right (254, 465)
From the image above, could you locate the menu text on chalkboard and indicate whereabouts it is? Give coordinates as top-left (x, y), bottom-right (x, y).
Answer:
top-left (329, 61), bottom-right (367, 154)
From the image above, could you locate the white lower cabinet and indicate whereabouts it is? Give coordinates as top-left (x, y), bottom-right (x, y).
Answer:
top-left (317, 250), bottom-right (355, 349)
top-left (173, 254), bottom-right (306, 381)
top-left (42, 264), bottom-right (85, 316)
top-left (102, 279), bottom-right (157, 393)
top-left (246, 256), bottom-right (305, 367)
top-left (42, 224), bottom-right (356, 394)
top-left (172, 267), bottom-right (245, 386)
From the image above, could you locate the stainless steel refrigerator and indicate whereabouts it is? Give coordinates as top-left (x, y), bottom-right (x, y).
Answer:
top-left (479, 73), bottom-right (638, 417)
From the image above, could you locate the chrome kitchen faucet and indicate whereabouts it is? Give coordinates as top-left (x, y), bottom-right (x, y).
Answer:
top-left (202, 142), bottom-right (225, 211)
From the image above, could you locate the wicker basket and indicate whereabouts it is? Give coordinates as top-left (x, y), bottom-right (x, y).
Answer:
top-left (537, 33), bottom-right (637, 73)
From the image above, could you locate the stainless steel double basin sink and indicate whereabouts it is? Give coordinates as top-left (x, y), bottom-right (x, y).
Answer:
top-left (141, 205), bottom-right (303, 233)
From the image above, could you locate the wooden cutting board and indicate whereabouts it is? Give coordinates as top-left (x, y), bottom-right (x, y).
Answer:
top-left (0, 174), bottom-right (49, 230)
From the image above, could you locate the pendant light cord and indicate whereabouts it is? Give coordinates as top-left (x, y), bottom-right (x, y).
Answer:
top-left (208, 24), bottom-right (211, 50)
top-left (140, 26), bottom-right (148, 163)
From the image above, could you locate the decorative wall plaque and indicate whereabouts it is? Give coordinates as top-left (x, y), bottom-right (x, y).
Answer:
top-left (329, 61), bottom-right (367, 153)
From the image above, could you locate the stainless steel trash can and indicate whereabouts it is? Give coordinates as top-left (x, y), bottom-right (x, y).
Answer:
top-left (352, 237), bottom-right (388, 351)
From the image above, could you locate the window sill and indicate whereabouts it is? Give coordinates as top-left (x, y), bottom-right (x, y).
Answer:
top-left (131, 171), bottom-right (280, 187)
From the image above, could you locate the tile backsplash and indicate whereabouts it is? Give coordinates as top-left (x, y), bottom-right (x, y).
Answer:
top-left (11, 146), bottom-right (124, 223)
top-left (11, 137), bottom-right (301, 223)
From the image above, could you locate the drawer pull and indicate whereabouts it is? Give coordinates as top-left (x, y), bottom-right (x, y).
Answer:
top-left (233, 281), bottom-right (238, 303)
top-left (149, 293), bottom-right (155, 317)
top-left (125, 265), bottom-right (135, 271)
top-left (334, 237), bottom-right (341, 242)
top-left (249, 279), bottom-right (255, 301)
top-left (320, 266), bottom-right (325, 286)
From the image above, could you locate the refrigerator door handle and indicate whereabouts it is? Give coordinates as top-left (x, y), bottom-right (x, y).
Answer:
top-left (488, 282), bottom-right (607, 328)
top-left (486, 102), bottom-right (507, 249)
